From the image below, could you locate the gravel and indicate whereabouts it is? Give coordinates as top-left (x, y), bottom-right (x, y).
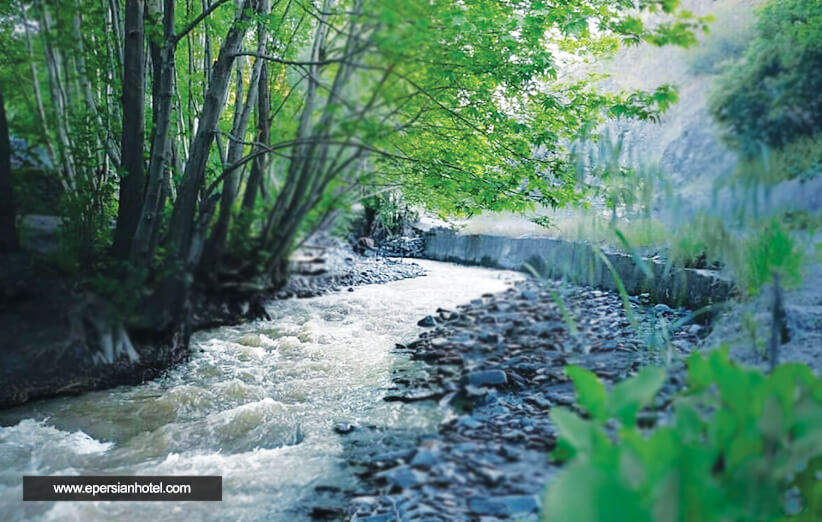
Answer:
top-left (332, 277), bottom-right (703, 521)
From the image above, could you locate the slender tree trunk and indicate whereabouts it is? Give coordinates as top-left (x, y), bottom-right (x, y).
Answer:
top-left (108, 0), bottom-right (125, 67)
top-left (20, 6), bottom-right (57, 168)
top-left (72, 8), bottom-right (122, 168)
top-left (0, 92), bottom-right (19, 253)
top-left (260, 4), bottom-right (327, 259)
top-left (112, 0), bottom-right (146, 258)
top-left (263, 0), bottom-right (364, 280)
top-left (37, 0), bottom-right (76, 187)
top-left (240, 60), bottom-right (269, 214)
top-left (130, 0), bottom-right (174, 264)
top-left (141, 0), bottom-right (254, 327)
top-left (198, 60), bottom-right (247, 270)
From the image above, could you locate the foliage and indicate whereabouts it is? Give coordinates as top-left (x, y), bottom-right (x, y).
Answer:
top-left (668, 215), bottom-right (804, 296)
top-left (0, 0), bottom-right (711, 316)
top-left (730, 135), bottom-right (822, 185)
top-left (57, 111), bottom-right (117, 271)
top-left (363, 0), bottom-right (706, 218)
top-left (710, 0), bottom-right (822, 155)
top-left (360, 190), bottom-right (418, 239)
top-left (668, 213), bottom-right (730, 269)
top-left (544, 349), bottom-right (822, 521)
top-left (743, 218), bottom-right (804, 294)
top-left (10, 167), bottom-right (62, 215)
top-left (570, 132), bottom-right (662, 223)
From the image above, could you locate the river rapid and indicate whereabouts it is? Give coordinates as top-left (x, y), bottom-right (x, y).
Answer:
top-left (0, 260), bottom-right (522, 521)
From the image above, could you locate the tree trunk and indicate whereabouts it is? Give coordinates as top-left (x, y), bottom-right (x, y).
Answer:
top-left (0, 92), bottom-right (19, 253)
top-left (130, 0), bottom-right (174, 265)
top-left (146, 0), bottom-right (253, 326)
top-left (112, 0), bottom-right (146, 259)
top-left (262, 0), bottom-right (363, 278)
top-left (260, 3), bottom-right (328, 261)
top-left (166, 0), bottom-right (253, 271)
top-left (240, 60), bottom-right (270, 215)
top-left (201, 0), bottom-right (269, 270)
top-left (20, 5), bottom-right (57, 168)
top-left (37, 0), bottom-right (77, 188)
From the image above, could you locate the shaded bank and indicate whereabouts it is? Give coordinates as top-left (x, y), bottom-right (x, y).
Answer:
top-left (0, 246), bottom-right (424, 409)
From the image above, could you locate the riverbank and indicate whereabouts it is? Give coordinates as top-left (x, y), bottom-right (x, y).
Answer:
top-left (420, 226), bottom-right (733, 310)
top-left (0, 243), bottom-right (424, 409)
top-left (335, 276), bottom-right (702, 521)
top-left (0, 261), bottom-right (518, 521)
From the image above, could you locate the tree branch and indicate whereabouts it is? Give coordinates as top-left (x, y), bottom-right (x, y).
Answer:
top-left (172, 0), bottom-right (231, 45)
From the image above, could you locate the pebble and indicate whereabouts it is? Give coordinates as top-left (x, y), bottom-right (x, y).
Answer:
top-left (528, 321), bottom-right (565, 337)
top-left (410, 449), bottom-right (439, 468)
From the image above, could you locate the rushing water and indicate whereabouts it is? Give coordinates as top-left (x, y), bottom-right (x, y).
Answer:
top-left (0, 260), bottom-right (522, 521)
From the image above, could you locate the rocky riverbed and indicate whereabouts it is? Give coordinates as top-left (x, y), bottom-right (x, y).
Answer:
top-left (279, 243), bottom-right (426, 299)
top-left (333, 277), bottom-right (703, 521)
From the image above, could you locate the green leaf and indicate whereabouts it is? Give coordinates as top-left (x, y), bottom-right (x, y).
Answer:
top-left (551, 407), bottom-right (598, 457)
top-left (686, 350), bottom-right (714, 392)
top-left (607, 367), bottom-right (667, 427)
top-left (542, 462), bottom-right (653, 522)
top-left (674, 398), bottom-right (705, 442)
top-left (566, 365), bottom-right (608, 421)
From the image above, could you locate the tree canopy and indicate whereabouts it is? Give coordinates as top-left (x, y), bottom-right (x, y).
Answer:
top-left (0, 0), bottom-right (708, 325)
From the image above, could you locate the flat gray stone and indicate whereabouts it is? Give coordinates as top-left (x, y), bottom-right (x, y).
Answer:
top-left (527, 321), bottom-right (565, 337)
top-left (462, 370), bottom-right (508, 387)
top-left (378, 465), bottom-right (429, 489)
top-left (468, 495), bottom-right (541, 516)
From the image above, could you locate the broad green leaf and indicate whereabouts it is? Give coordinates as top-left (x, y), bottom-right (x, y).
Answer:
top-left (542, 462), bottom-right (652, 522)
top-left (551, 407), bottom-right (599, 457)
top-left (566, 365), bottom-right (608, 421)
top-left (607, 367), bottom-right (667, 427)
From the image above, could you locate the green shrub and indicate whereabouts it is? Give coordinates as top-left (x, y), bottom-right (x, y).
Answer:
top-left (731, 135), bottom-right (822, 185)
top-left (56, 110), bottom-right (117, 272)
top-left (742, 218), bottom-right (804, 295)
top-left (360, 190), bottom-right (419, 239)
top-left (667, 215), bottom-right (804, 296)
top-left (10, 167), bottom-right (64, 215)
top-left (543, 349), bottom-right (822, 521)
top-left (710, 0), bottom-right (822, 155)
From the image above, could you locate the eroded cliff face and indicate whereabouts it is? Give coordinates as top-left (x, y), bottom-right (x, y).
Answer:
top-left (597, 0), bottom-right (764, 200)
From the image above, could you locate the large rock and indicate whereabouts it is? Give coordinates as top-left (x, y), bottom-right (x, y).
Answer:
top-left (417, 315), bottom-right (438, 327)
top-left (467, 494), bottom-right (541, 516)
top-left (461, 370), bottom-right (508, 387)
top-left (378, 466), bottom-right (429, 489)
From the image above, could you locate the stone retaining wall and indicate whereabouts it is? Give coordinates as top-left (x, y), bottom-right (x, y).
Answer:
top-left (422, 228), bottom-right (733, 309)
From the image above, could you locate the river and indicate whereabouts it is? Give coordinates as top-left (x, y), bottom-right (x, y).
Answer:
top-left (0, 260), bottom-right (522, 521)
